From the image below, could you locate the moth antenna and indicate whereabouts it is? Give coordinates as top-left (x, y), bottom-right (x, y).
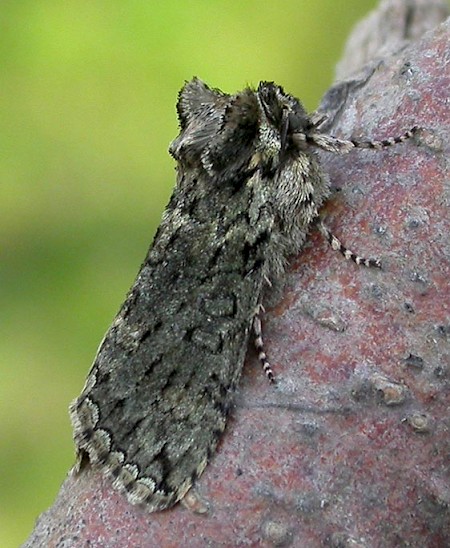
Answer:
top-left (293, 126), bottom-right (419, 154)
top-left (348, 126), bottom-right (420, 150)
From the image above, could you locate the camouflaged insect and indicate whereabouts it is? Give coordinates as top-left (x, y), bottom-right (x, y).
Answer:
top-left (70, 78), bottom-right (418, 511)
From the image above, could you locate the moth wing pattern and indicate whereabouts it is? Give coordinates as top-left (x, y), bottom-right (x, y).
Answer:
top-left (70, 80), bottom-right (280, 511)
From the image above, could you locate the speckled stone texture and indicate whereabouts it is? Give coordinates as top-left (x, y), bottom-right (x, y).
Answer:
top-left (24, 3), bottom-right (449, 547)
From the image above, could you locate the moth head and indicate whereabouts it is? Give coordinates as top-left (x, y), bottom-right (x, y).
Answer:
top-left (171, 78), bottom-right (316, 186)
top-left (256, 82), bottom-right (311, 159)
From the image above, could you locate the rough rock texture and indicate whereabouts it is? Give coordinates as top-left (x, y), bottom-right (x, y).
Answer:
top-left (335, 0), bottom-right (450, 81)
top-left (24, 1), bottom-right (449, 547)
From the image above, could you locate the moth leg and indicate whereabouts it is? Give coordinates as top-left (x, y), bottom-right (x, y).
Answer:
top-left (253, 306), bottom-right (275, 383)
top-left (318, 221), bottom-right (382, 268)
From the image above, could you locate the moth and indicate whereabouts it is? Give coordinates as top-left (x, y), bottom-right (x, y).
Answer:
top-left (70, 78), bottom-right (418, 511)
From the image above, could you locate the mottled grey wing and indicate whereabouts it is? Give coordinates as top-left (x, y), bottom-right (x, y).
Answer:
top-left (70, 80), bottom-right (272, 511)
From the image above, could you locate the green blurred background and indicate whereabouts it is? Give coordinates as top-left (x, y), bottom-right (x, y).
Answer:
top-left (0, 1), bottom-right (380, 545)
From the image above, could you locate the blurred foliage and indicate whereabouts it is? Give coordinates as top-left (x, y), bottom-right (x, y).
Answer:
top-left (0, 1), bottom-right (378, 545)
